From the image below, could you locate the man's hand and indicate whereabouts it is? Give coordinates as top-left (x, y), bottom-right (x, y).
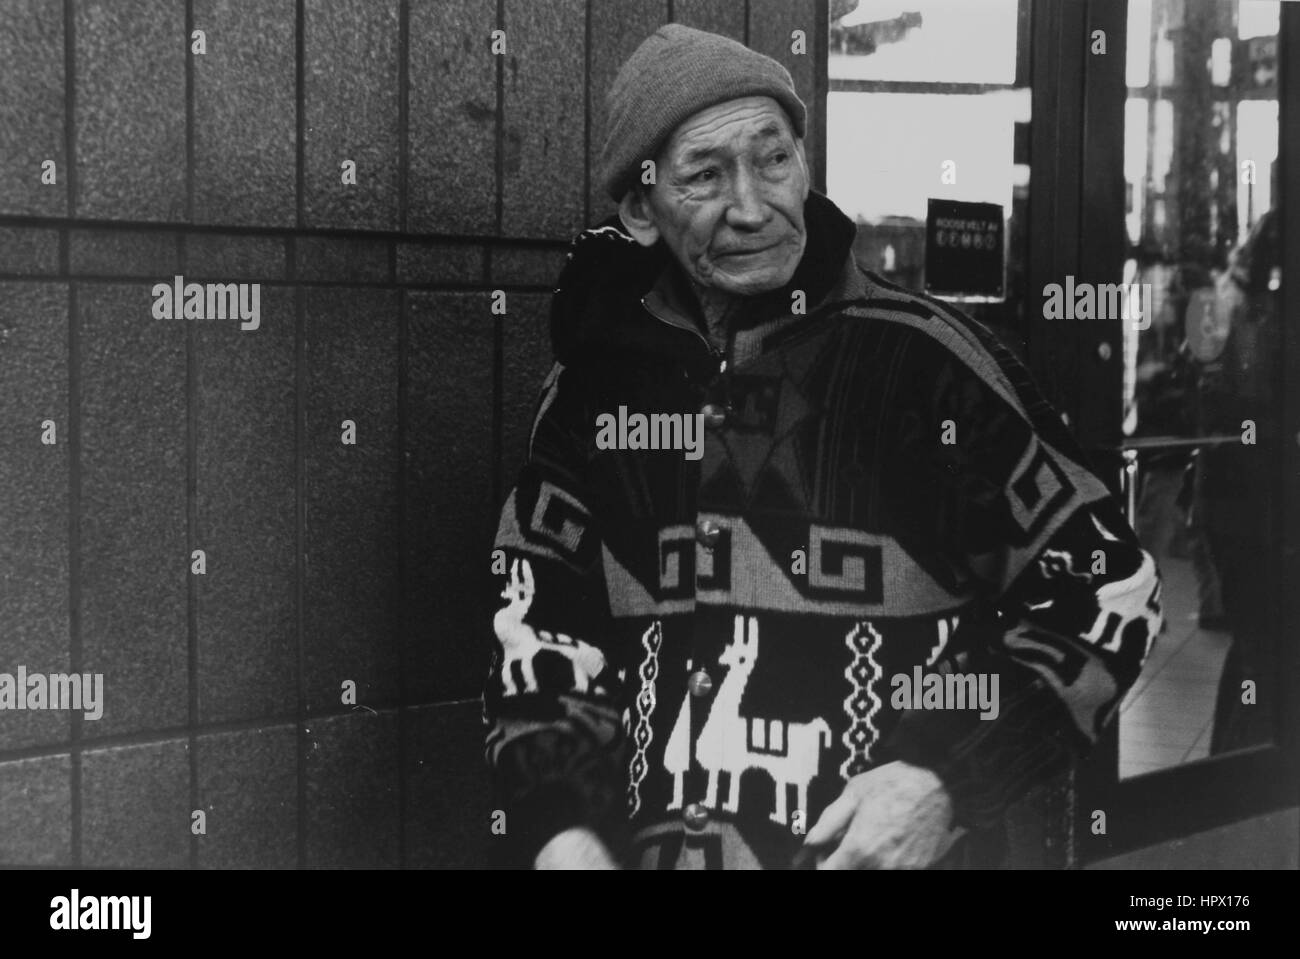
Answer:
top-left (798, 761), bottom-right (964, 869)
top-left (534, 827), bottom-right (621, 870)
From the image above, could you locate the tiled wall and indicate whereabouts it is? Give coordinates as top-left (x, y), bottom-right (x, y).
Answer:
top-left (0, 0), bottom-right (823, 867)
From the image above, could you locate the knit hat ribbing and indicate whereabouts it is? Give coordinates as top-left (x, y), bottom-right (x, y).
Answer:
top-left (598, 24), bottom-right (807, 202)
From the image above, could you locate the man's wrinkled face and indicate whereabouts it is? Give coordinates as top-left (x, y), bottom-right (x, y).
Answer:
top-left (631, 96), bottom-right (810, 297)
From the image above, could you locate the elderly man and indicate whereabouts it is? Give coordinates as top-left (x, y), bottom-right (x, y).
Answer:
top-left (483, 24), bottom-right (1162, 870)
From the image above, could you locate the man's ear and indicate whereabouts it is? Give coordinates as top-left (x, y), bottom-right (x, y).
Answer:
top-left (796, 140), bottom-right (811, 201)
top-left (618, 189), bottom-right (661, 248)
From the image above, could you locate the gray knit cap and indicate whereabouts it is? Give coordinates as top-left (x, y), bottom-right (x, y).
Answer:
top-left (598, 24), bottom-right (807, 202)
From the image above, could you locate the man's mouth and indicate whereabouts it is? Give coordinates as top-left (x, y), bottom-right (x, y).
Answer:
top-left (714, 241), bottom-right (781, 258)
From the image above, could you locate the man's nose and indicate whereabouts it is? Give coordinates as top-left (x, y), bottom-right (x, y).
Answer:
top-left (724, 165), bottom-right (770, 229)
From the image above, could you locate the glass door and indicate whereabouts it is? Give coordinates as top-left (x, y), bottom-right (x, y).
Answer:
top-left (824, 0), bottom-right (1297, 866)
top-left (1115, 0), bottom-right (1282, 780)
top-left (1074, 0), bottom-right (1298, 863)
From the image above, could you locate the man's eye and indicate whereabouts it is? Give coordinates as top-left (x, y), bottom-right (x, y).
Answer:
top-left (689, 168), bottom-right (717, 184)
top-left (768, 151), bottom-right (789, 166)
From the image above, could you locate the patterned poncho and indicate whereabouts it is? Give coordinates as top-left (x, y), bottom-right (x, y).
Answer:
top-left (483, 192), bottom-right (1162, 869)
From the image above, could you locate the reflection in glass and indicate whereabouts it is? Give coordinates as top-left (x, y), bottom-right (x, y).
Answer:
top-left (1118, 0), bottom-right (1280, 779)
top-left (827, 91), bottom-right (1028, 223)
top-left (1127, 0), bottom-right (1154, 87)
top-left (829, 0), bottom-right (1019, 84)
top-left (827, 0), bottom-right (1030, 350)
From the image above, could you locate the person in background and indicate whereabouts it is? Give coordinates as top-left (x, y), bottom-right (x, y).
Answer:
top-left (1201, 205), bottom-right (1281, 755)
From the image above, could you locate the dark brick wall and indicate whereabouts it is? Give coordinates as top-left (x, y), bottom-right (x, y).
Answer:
top-left (0, 0), bottom-right (824, 867)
